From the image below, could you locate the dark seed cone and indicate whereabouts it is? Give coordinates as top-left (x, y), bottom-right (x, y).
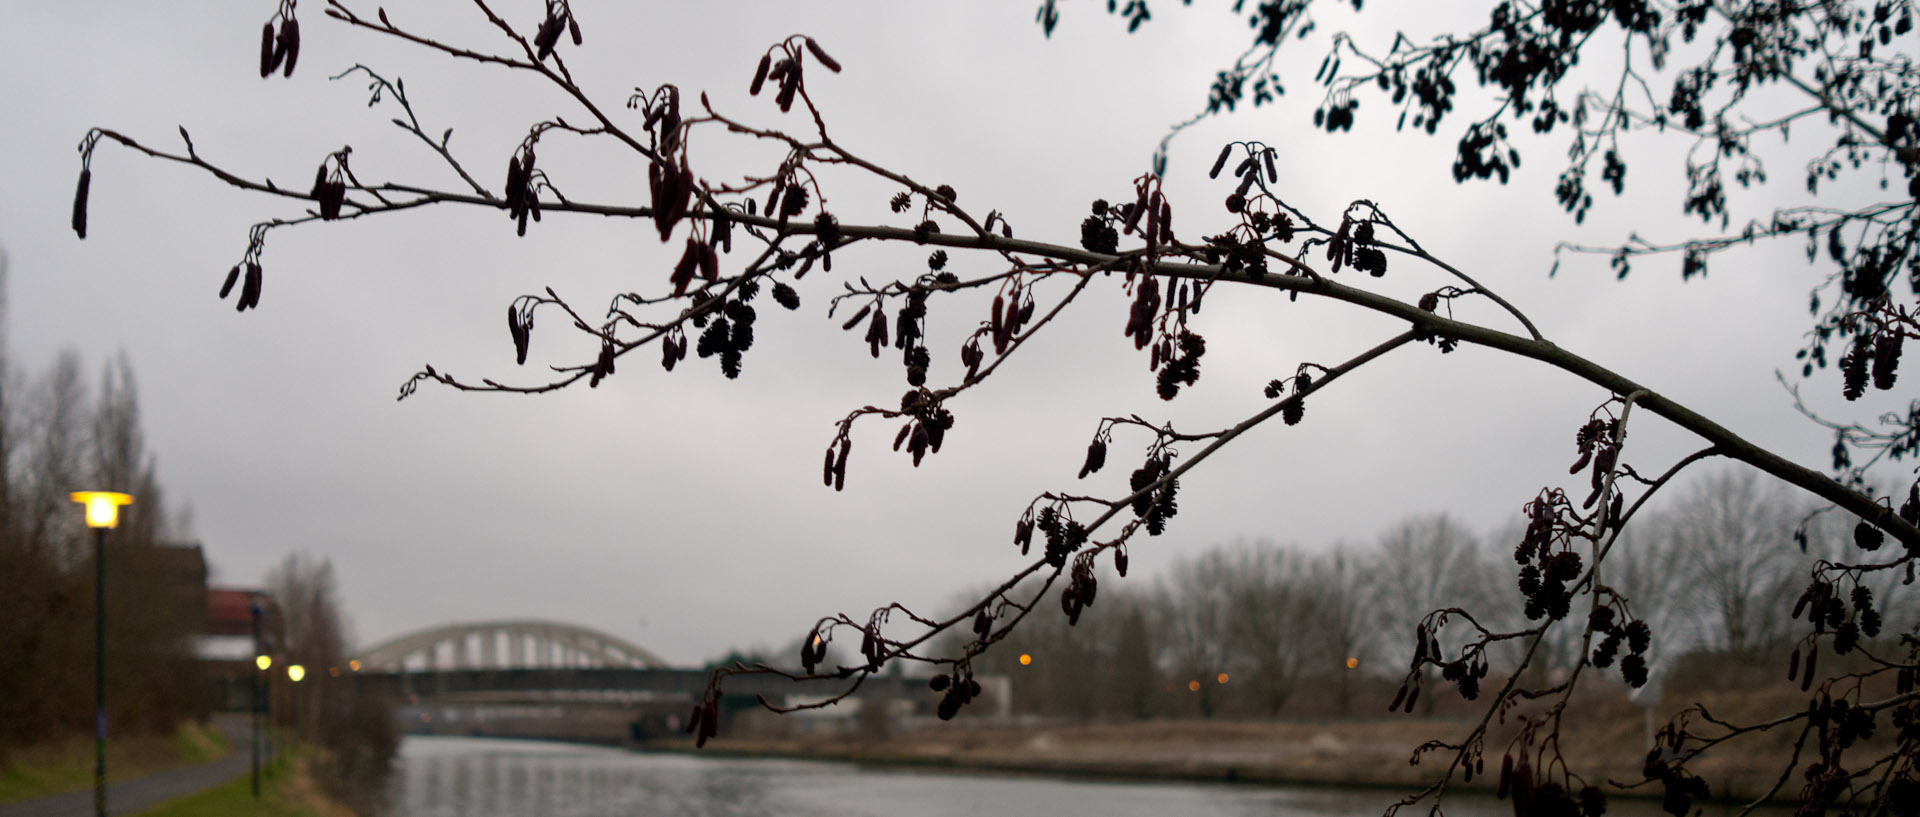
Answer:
top-left (1873, 331), bottom-right (1902, 390)
top-left (1842, 336), bottom-right (1871, 400)
top-left (772, 282), bottom-right (800, 310)
top-left (1854, 520), bottom-right (1885, 551)
top-left (1282, 398), bottom-right (1304, 426)
top-left (71, 169), bottom-right (91, 239)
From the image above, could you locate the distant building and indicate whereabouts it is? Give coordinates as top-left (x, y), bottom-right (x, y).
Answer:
top-left (200, 587), bottom-right (279, 711)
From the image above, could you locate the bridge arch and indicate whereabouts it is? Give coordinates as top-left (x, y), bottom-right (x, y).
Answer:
top-left (353, 619), bottom-right (671, 672)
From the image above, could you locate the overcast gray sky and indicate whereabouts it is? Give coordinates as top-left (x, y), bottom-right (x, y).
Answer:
top-left (0, 1), bottom-right (1901, 665)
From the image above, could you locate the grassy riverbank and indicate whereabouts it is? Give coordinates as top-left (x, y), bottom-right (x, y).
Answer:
top-left (0, 720), bottom-right (230, 805)
top-left (129, 753), bottom-right (353, 817)
top-left (667, 684), bottom-right (1860, 803)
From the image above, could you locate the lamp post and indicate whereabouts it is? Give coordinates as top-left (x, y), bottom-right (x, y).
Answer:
top-left (252, 593), bottom-right (270, 799)
top-left (287, 665), bottom-right (306, 751)
top-left (253, 652), bottom-right (271, 793)
top-left (70, 491), bottom-right (131, 817)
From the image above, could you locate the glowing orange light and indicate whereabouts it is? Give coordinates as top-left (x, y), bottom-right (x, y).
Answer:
top-left (1019, 654), bottom-right (1032, 666)
top-left (1346, 657), bottom-right (1360, 669)
top-left (1216, 673), bottom-right (1230, 685)
top-left (348, 660), bottom-right (362, 672)
top-left (70, 492), bottom-right (133, 529)
top-left (1187, 680), bottom-right (1201, 692)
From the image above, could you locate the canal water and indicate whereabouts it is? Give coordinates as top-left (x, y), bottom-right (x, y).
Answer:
top-left (382, 735), bottom-right (1769, 817)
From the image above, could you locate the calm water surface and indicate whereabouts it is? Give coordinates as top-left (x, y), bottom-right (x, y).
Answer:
top-left (382, 735), bottom-right (1763, 817)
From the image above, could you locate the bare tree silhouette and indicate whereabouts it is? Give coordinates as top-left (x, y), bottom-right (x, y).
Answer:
top-left (72, 0), bottom-right (1918, 812)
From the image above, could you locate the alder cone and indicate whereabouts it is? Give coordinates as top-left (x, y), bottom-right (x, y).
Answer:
top-left (1854, 520), bottom-right (1885, 551)
top-left (1873, 331), bottom-right (1902, 390)
top-left (1842, 336), bottom-right (1871, 400)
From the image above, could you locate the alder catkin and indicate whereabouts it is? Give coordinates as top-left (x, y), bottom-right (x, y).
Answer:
top-left (71, 169), bottom-right (91, 239)
top-left (238, 262), bottom-right (262, 311)
top-left (750, 54), bottom-right (772, 95)
top-left (804, 38), bottom-right (842, 72)
top-left (279, 17), bottom-right (300, 78)
top-left (259, 22), bottom-right (278, 78)
top-left (1208, 144), bottom-right (1233, 179)
top-left (219, 264), bottom-right (241, 299)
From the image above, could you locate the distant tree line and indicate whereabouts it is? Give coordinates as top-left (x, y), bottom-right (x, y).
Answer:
top-left (0, 255), bottom-right (201, 750)
top-left (263, 552), bottom-right (399, 815)
top-left (971, 468), bottom-right (1918, 721)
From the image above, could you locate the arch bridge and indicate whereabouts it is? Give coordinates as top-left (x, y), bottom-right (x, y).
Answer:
top-left (353, 619), bottom-right (671, 673)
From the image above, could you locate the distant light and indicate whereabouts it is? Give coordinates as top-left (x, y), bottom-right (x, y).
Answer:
top-left (70, 492), bottom-right (133, 529)
top-left (256, 655), bottom-right (273, 671)
top-left (1019, 654), bottom-right (1032, 666)
top-left (1187, 680), bottom-right (1201, 692)
top-left (328, 667), bottom-right (341, 678)
top-left (349, 660), bottom-right (362, 672)
top-left (1216, 673), bottom-right (1229, 685)
top-left (420, 712), bottom-right (431, 723)
top-left (1346, 657), bottom-right (1360, 670)
top-left (287, 664), bottom-right (306, 683)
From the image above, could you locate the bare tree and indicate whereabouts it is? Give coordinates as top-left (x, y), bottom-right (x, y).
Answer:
top-left (72, 1), bottom-right (1920, 813)
top-left (1300, 546), bottom-right (1378, 715)
top-left (1219, 541), bottom-right (1316, 716)
top-left (1156, 551), bottom-right (1237, 717)
top-left (1661, 468), bottom-right (1807, 661)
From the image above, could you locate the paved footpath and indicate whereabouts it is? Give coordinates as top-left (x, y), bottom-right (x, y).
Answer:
top-left (0, 715), bottom-right (255, 817)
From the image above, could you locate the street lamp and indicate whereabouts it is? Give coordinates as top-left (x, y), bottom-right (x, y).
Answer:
top-left (70, 491), bottom-right (131, 817)
top-left (286, 665), bottom-right (307, 748)
top-left (251, 598), bottom-right (269, 799)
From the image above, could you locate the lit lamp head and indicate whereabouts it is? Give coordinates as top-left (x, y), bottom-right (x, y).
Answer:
top-left (287, 664), bottom-right (306, 683)
top-left (69, 492), bottom-right (134, 529)
top-left (256, 655), bottom-right (273, 671)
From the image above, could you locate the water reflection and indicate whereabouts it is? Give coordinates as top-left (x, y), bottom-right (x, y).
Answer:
top-left (384, 735), bottom-right (1781, 817)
